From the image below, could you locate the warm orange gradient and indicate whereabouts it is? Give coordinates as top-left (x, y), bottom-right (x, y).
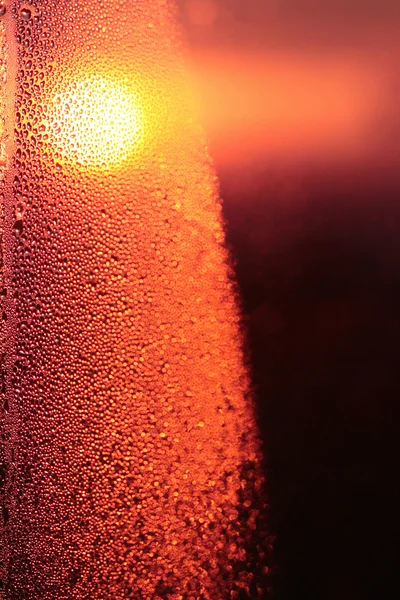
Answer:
top-left (186, 50), bottom-right (388, 167)
top-left (1, 1), bottom-right (270, 599)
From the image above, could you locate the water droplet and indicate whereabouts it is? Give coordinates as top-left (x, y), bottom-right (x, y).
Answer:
top-left (15, 202), bottom-right (26, 220)
top-left (20, 7), bottom-right (31, 20)
top-left (13, 219), bottom-right (23, 236)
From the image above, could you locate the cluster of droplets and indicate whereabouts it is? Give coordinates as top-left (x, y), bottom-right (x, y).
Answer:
top-left (1, 11), bottom-right (14, 600)
top-left (1, 1), bottom-right (273, 598)
top-left (0, 12), bottom-right (7, 174)
top-left (45, 75), bottom-right (142, 170)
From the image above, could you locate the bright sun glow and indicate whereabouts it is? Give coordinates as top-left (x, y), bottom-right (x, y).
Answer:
top-left (48, 75), bottom-right (142, 170)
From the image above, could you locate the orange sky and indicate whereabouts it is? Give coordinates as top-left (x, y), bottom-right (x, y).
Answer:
top-left (186, 49), bottom-right (394, 167)
top-left (179, 0), bottom-right (400, 169)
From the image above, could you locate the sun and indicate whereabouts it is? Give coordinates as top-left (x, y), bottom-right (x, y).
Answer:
top-left (47, 75), bottom-right (142, 171)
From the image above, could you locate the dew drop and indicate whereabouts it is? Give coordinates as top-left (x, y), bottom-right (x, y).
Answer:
top-left (20, 7), bottom-right (31, 20)
top-left (13, 219), bottom-right (23, 236)
top-left (15, 202), bottom-right (26, 220)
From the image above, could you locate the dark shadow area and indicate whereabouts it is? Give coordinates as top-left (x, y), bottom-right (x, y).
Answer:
top-left (220, 162), bottom-right (400, 599)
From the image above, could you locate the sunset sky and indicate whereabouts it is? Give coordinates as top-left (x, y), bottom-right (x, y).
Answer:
top-left (178, 0), bottom-right (400, 169)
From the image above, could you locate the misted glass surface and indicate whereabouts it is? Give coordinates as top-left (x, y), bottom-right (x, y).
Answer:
top-left (0, 1), bottom-right (270, 598)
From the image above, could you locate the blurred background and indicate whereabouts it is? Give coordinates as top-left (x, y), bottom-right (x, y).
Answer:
top-left (177, 2), bottom-right (400, 598)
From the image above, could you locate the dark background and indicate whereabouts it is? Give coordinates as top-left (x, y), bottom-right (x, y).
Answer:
top-left (178, 2), bottom-right (400, 598)
top-left (220, 161), bottom-right (400, 599)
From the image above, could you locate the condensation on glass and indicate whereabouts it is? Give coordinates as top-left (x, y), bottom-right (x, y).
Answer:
top-left (0, 1), bottom-right (272, 598)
